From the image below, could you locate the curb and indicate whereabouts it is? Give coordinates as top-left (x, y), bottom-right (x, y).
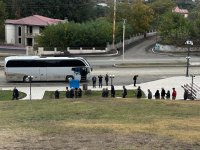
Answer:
top-left (113, 63), bottom-right (200, 68)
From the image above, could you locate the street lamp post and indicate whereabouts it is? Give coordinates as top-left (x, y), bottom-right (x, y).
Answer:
top-left (185, 40), bottom-right (193, 77)
top-left (122, 19), bottom-right (126, 61)
top-left (27, 76), bottom-right (33, 100)
top-left (109, 75), bottom-right (115, 86)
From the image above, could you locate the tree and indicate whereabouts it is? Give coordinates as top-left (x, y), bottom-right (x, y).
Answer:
top-left (36, 23), bottom-right (68, 49)
top-left (107, 0), bottom-right (154, 35)
top-left (158, 12), bottom-right (190, 45)
top-left (188, 4), bottom-right (200, 44)
top-left (36, 18), bottom-right (134, 48)
top-left (130, 0), bottom-right (154, 35)
top-left (3, 0), bottom-right (96, 22)
top-left (0, 0), bottom-right (6, 41)
top-left (149, 0), bottom-right (175, 15)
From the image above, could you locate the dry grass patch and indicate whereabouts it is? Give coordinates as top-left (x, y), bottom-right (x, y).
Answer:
top-left (0, 99), bottom-right (199, 149)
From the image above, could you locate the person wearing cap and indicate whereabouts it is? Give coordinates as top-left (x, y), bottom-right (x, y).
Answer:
top-left (172, 88), bottom-right (177, 100)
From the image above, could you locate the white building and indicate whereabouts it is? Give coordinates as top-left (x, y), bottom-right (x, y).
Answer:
top-left (5, 15), bottom-right (64, 47)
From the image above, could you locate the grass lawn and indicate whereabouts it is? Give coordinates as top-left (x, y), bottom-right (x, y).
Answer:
top-left (0, 98), bottom-right (199, 149)
top-left (43, 89), bottom-right (145, 99)
top-left (0, 90), bottom-right (26, 101)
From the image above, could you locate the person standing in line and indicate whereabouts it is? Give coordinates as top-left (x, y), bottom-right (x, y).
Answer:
top-left (78, 88), bottom-right (82, 98)
top-left (74, 88), bottom-right (78, 98)
top-left (66, 86), bottom-right (70, 98)
top-left (54, 89), bottom-right (60, 99)
top-left (102, 88), bottom-right (106, 97)
top-left (172, 88), bottom-right (177, 100)
top-left (166, 90), bottom-right (170, 99)
top-left (122, 86), bottom-right (127, 98)
top-left (136, 86), bottom-right (142, 99)
top-left (70, 88), bottom-right (75, 98)
top-left (92, 76), bottom-right (97, 88)
top-left (98, 75), bottom-right (103, 88)
top-left (133, 75), bottom-right (138, 87)
top-left (111, 85), bottom-right (115, 98)
top-left (155, 90), bottom-right (160, 99)
top-left (147, 89), bottom-right (152, 99)
top-left (12, 87), bottom-right (19, 100)
top-left (105, 74), bottom-right (109, 86)
top-left (161, 88), bottom-right (166, 99)
top-left (105, 88), bottom-right (109, 97)
top-left (184, 89), bottom-right (188, 100)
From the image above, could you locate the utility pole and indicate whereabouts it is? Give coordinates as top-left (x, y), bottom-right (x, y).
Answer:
top-left (112, 0), bottom-right (116, 49)
top-left (122, 19), bottom-right (126, 61)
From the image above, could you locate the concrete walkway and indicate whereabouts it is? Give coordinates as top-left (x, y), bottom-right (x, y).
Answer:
top-left (2, 76), bottom-right (200, 100)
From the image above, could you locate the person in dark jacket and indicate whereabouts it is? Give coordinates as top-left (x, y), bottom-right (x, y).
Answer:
top-left (92, 76), bottom-right (97, 88)
top-left (105, 74), bottom-right (109, 86)
top-left (166, 90), bottom-right (170, 99)
top-left (54, 89), bottom-right (60, 99)
top-left (122, 86), bottom-right (127, 98)
top-left (155, 90), bottom-right (160, 99)
top-left (70, 88), bottom-right (75, 98)
top-left (111, 85), bottom-right (115, 98)
top-left (184, 89), bottom-right (188, 100)
top-left (147, 89), bottom-right (152, 99)
top-left (74, 88), bottom-right (78, 98)
top-left (133, 75), bottom-right (138, 87)
top-left (66, 86), bottom-right (70, 98)
top-left (78, 88), bottom-right (82, 98)
top-left (98, 75), bottom-right (103, 88)
top-left (12, 87), bottom-right (19, 100)
top-left (161, 88), bottom-right (166, 99)
top-left (136, 86), bottom-right (142, 99)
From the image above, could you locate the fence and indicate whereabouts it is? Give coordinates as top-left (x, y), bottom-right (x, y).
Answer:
top-left (182, 83), bottom-right (200, 100)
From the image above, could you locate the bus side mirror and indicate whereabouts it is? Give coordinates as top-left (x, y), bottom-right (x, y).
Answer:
top-left (91, 68), bottom-right (93, 72)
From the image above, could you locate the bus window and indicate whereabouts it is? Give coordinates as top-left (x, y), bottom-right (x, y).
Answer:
top-left (72, 67), bottom-right (81, 73)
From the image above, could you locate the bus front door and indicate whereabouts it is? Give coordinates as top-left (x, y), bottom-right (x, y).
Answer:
top-left (80, 67), bottom-right (87, 81)
top-left (39, 68), bottom-right (47, 81)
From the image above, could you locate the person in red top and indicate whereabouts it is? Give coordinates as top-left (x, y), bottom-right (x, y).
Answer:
top-left (172, 88), bottom-right (177, 100)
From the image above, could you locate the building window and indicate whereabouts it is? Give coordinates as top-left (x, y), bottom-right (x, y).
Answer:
top-left (18, 26), bottom-right (21, 36)
top-left (39, 27), bottom-right (45, 33)
top-left (27, 26), bottom-right (33, 34)
top-left (18, 38), bottom-right (21, 44)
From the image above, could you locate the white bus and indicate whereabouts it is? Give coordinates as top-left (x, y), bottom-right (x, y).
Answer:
top-left (4, 56), bottom-right (92, 82)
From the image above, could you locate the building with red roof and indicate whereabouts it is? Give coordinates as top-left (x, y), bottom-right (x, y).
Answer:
top-left (172, 6), bottom-right (189, 18)
top-left (5, 15), bottom-right (64, 46)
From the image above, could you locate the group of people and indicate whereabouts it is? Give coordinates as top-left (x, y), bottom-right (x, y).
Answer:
top-left (92, 74), bottom-right (139, 88)
top-left (11, 74), bottom-right (186, 100)
top-left (147, 88), bottom-right (177, 100)
top-left (101, 85), bottom-right (143, 99)
top-left (54, 87), bottom-right (82, 99)
top-left (92, 74), bottom-right (109, 88)
top-left (102, 85), bottom-right (116, 98)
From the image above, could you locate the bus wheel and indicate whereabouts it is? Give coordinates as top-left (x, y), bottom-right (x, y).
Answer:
top-left (23, 76), bottom-right (29, 82)
top-left (66, 75), bottom-right (74, 82)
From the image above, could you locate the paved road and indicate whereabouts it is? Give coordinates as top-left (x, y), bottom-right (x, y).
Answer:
top-left (0, 36), bottom-right (199, 87)
top-left (85, 36), bottom-right (200, 66)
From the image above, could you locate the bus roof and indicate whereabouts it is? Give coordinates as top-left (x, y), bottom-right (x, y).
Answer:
top-left (5, 56), bottom-right (87, 62)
